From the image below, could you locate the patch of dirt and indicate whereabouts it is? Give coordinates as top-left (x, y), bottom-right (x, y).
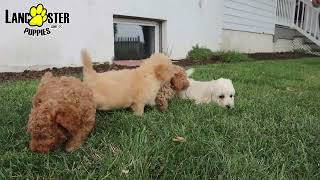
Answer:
top-left (0, 52), bottom-right (317, 83)
top-left (0, 63), bottom-right (134, 83)
top-left (0, 57), bottom-right (221, 83)
top-left (247, 52), bottom-right (317, 60)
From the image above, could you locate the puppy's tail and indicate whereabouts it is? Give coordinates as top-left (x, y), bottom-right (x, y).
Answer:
top-left (81, 49), bottom-right (96, 77)
top-left (186, 68), bottom-right (195, 77)
top-left (42, 72), bottom-right (53, 80)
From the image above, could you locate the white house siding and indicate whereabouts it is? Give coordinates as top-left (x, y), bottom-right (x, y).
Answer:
top-left (223, 0), bottom-right (277, 34)
top-left (221, 0), bottom-right (277, 53)
top-left (0, 0), bottom-right (224, 72)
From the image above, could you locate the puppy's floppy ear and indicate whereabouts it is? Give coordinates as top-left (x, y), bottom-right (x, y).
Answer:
top-left (54, 105), bottom-right (81, 134)
top-left (201, 85), bottom-right (216, 104)
top-left (171, 72), bottom-right (190, 91)
top-left (154, 64), bottom-right (173, 81)
top-left (27, 100), bottom-right (59, 134)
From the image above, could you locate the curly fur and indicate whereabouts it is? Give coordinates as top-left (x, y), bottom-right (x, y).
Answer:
top-left (155, 65), bottom-right (189, 111)
top-left (27, 72), bottom-right (96, 153)
top-left (82, 50), bottom-right (175, 116)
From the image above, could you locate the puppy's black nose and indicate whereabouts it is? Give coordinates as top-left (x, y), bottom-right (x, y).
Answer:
top-left (226, 105), bottom-right (231, 109)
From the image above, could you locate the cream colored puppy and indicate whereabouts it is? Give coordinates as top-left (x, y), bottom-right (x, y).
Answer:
top-left (81, 50), bottom-right (174, 116)
top-left (179, 69), bottom-right (235, 108)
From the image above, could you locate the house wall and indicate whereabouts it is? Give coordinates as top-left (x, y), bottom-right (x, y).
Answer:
top-left (222, 0), bottom-right (277, 53)
top-left (223, 0), bottom-right (277, 34)
top-left (0, 0), bottom-right (224, 72)
top-left (221, 29), bottom-right (274, 53)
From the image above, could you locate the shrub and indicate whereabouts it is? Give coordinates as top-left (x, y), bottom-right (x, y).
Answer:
top-left (213, 51), bottom-right (251, 63)
top-left (187, 45), bottom-right (213, 61)
top-left (186, 45), bottom-right (251, 63)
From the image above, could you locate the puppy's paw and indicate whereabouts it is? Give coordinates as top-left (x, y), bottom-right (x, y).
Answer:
top-left (159, 106), bottom-right (167, 112)
top-left (158, 102), bottom-right (168, 111)
top-left (65, 142), bottom-right (81, 152)
top-left (133, 111), bottom-right (144, 116)
top-left (195, 100), bottom-right (202, 105)
top-left (65, 145), bottom-right (77, 152)
top-left (131, 103), bottom-right (144, 116)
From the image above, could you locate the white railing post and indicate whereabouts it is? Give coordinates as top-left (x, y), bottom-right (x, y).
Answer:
top-left (276, 0), bottom-right (320, 46)
top-left (310, 10), bottom-right (315, 34)
top-left (286, 0), bottom-right (290, 24)
top-left (314, 10), bottom-right (319, 38)
top-left (276, 0), bottom-right (298, 27)
top-left (305, 4), bottom-right (311, 33)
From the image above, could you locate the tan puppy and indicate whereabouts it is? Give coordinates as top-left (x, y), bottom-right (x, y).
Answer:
top-left (81, 51), bottom-right (175, 116)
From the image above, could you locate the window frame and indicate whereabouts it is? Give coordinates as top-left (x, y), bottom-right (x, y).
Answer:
top-left (113, 17), bottom-right (161, 55)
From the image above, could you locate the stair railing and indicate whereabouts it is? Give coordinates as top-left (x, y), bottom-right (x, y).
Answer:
top-left (294, 0), bottom-right (320, 45)
top-left (276, 0), bottom-right (320, 46)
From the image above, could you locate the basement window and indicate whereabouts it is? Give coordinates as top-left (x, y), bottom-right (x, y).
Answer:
top-left (113, 18), bottom-right (160, 60)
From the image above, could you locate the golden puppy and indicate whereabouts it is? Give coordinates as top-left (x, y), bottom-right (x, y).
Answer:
top-left (81, 51), bottom-right (175, 116)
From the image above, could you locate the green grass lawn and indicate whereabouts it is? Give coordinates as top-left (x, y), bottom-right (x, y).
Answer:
top-left (0, 58), bottom-right (320, 179)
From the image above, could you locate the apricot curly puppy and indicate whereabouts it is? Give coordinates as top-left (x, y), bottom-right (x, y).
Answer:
top-left (155, 65), bottom-right (189, 111)
top-left (27, 72), bottom-right (96, 153)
